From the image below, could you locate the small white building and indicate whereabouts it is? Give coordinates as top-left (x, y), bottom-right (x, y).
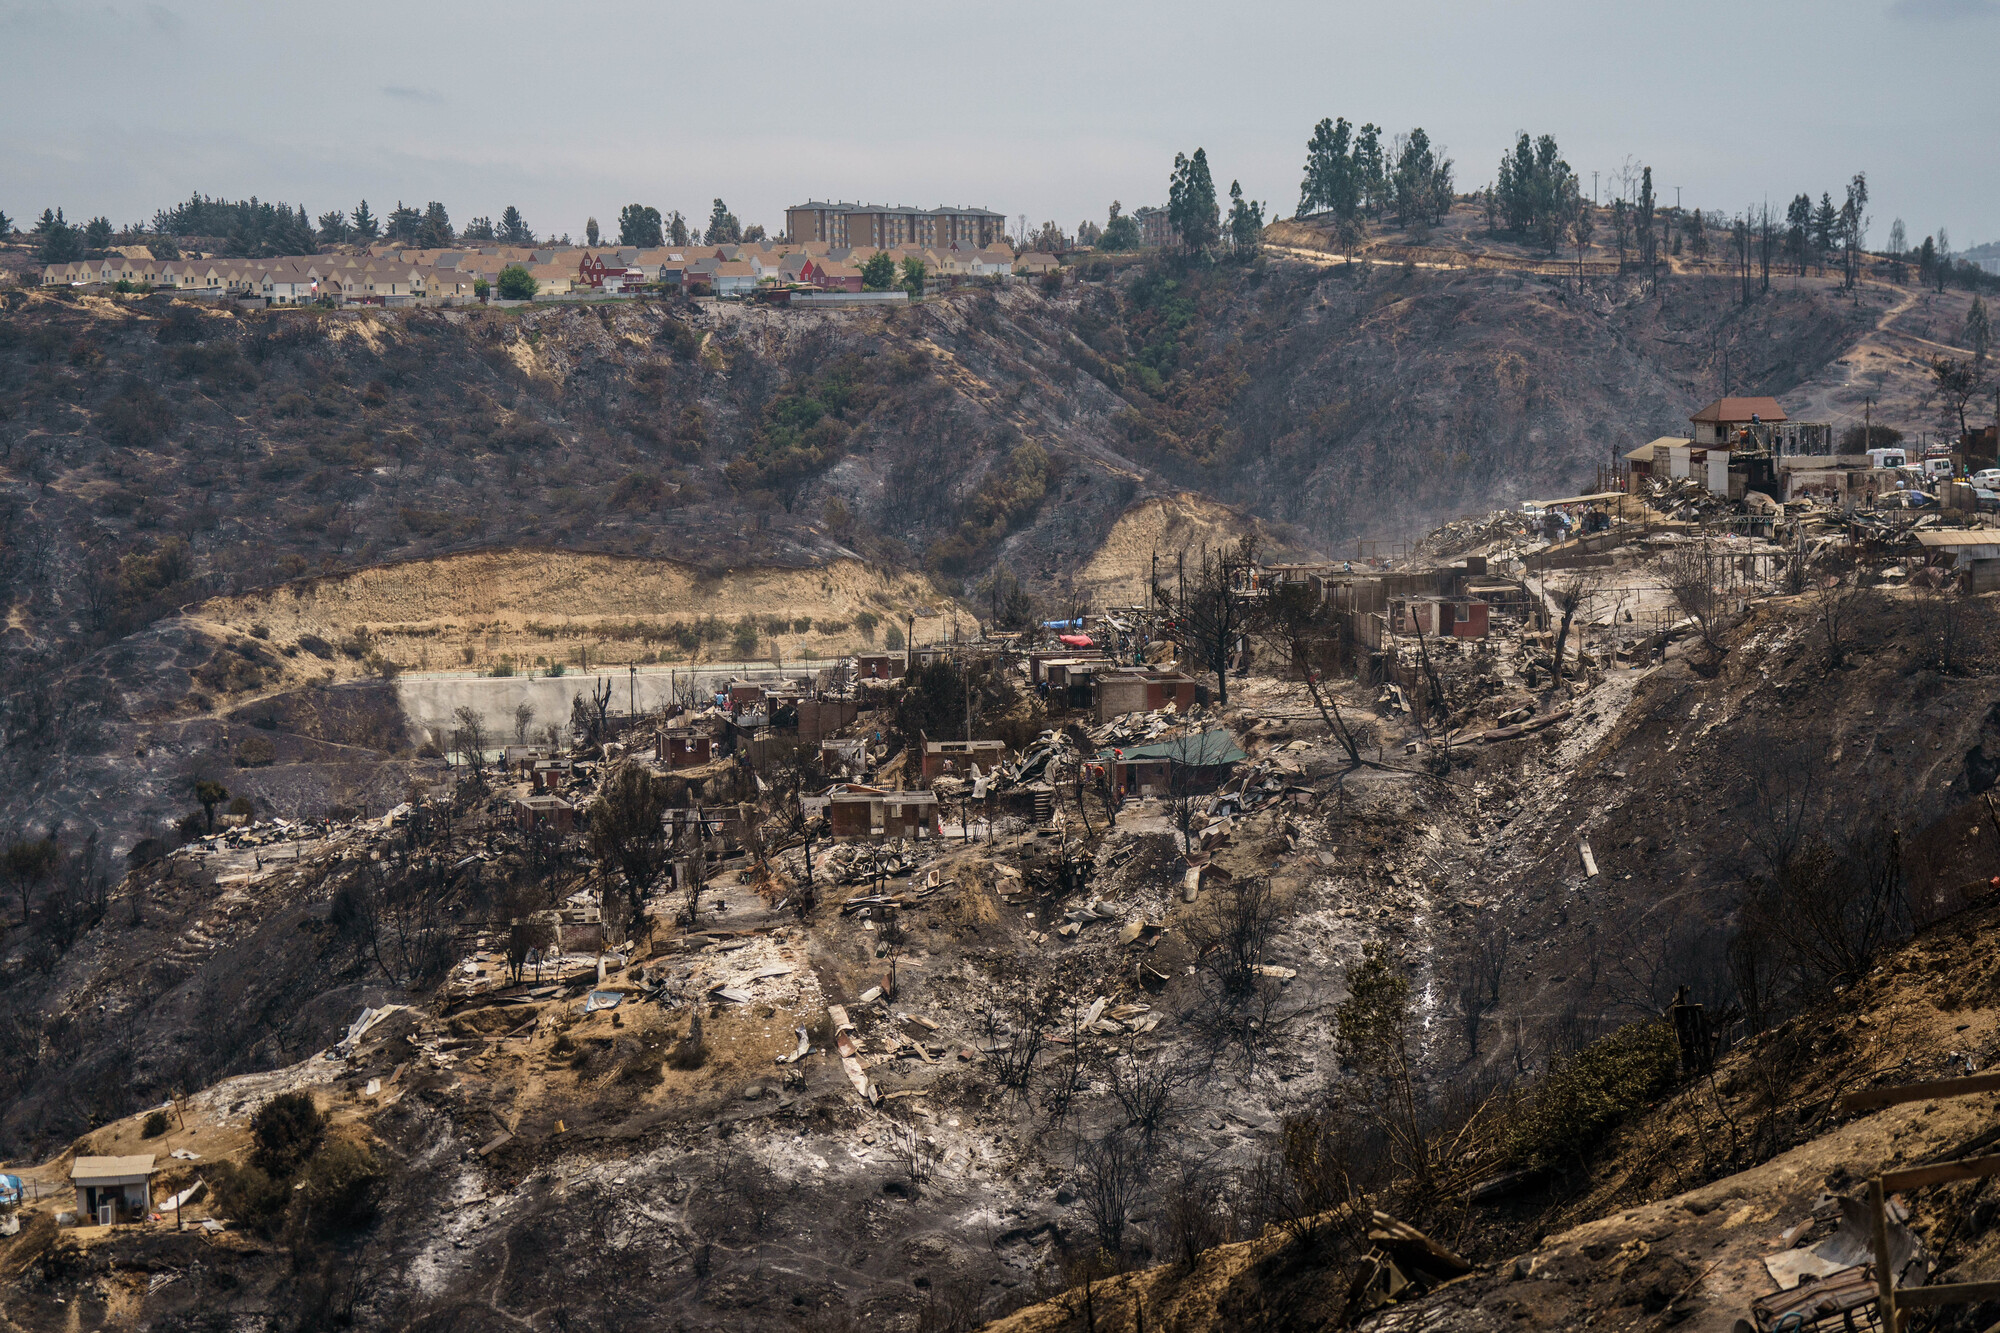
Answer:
top-left (70, 1154), bottom-right (156, 1226)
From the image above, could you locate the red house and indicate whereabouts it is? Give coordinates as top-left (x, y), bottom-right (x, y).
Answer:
top-left (1397, 596), bottom-right (1489, 638)
top-left (577, 253), bottom-right (644, 291)
top-left (658, 733), bottom-right (714, 769)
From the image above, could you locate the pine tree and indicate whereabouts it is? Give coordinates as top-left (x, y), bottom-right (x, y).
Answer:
top-left (0, 210), bottom-right (12, 238)
top-left (666, 211), bottom-right (689, 246)
top-left (498, 205), bottom-right (533, 245)
top-left (33, 208), bottom-right (81, 262)
top-left (84, 216), bottom-right (114, 253)
top-left (585, 217), bottom-right (600, 247)
top-left (386, 202), bottom-right (422, 244)
top-left (418, 201), bottom-right (453, 248)
top-left (351, 200), bottom-right (379, 241)
top-left (1810, 193), bottom-right (1838, 269)
top-left (461, 216), bottom-right (495, 241)
top-left (318, 209), bottom-right (351, 244)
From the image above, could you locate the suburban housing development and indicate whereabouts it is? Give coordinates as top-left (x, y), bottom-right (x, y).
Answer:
top-left (37, 201), bottom-right (1033, 307)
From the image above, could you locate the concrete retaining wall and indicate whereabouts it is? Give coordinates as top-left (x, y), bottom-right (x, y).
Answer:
top-left (394, 661), bottom-right (817, 748)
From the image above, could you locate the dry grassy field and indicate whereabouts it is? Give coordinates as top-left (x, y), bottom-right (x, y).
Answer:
top-left (190, 550), bottom-right (963, 678)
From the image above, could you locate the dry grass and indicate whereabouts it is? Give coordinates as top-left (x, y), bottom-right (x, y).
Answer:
top-left (188, 550), bottom-right (963, 678)
top-left (1077, 493), bottom-right (1257, 609)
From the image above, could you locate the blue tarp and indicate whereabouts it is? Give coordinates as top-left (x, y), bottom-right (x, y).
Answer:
top-left (1042, 618), bottom-right (1084, 629)
top-left (0, 1174), bottom-right (22, 1205)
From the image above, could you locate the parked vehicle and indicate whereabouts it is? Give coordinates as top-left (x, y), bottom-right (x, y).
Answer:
top-left (1971, 468), bottom-right (2000, 487)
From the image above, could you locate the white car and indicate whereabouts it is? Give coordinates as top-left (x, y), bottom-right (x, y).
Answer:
top-left (1972, 468), bottom-right (2000, 487)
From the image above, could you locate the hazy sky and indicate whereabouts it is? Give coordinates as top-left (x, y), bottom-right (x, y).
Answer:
top-left (5, 0), bottom-right (1995, 248)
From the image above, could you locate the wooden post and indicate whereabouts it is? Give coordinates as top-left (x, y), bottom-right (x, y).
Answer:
top-left (1869, 1176), bottom-right (1897, 1333)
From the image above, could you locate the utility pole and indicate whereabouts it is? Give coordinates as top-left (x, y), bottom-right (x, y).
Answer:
top-left (629, 664), bottom-right (636, 717)
top-left (1592, 171), bottom-right (1599, 205)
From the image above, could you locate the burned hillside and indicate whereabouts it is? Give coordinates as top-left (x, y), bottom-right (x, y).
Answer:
top-left (4, 481), bottom-right (2000, 1333)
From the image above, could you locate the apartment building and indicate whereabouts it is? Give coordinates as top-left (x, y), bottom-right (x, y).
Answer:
top-left (785, 201), bottom-right (1006, 250)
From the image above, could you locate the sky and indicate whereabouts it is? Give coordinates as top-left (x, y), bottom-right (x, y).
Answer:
top-left (4, 0), bottom-right (1996, 250)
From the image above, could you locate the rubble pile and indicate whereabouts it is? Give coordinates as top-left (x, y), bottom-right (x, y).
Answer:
top-left (1412, 509), bottom-right (1542, 559)
top-left (815, 841), bottom-right (931, 885)
top-left (1646, 475), bottom-right (1735, 522)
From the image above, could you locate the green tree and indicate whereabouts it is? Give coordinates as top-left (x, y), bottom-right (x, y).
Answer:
top-left (1298, 116), bottom-right (1358, 221)
top-left (350, 199), bottom-right (379, 241)
top-left (704, 198), bottom-right (741, 244)
top-left (496, 264), bottom-right (538, 300)
top-left (1354, 122), bottom-right (1387, 217)
top-left (1226, 180), bottom-right (1264, 257)
top-left (900, 256), bottom-right (927, 297)
top-left (1636, 167), bottom-right (1657, 269)
top-left (666, 210), bottom-right (689, 246)
top-left (461, 215), bottom-right (495, 241)
top-left (0, 209), bottom-right (13, 238)
top-left (1099, 200), bottom-right (1139, 251)
top-left (385, 201), bottom-right (422, 243)
top-left (1168, 147), bottom-right (1220, 253)
top-left (84, 216), bottom-right (114, 252)
top-left (1810, 192), bottom-right (1838, 266)
top-left (249, 1091), bottom-right (325, 1177)
top-left (618, 203), bottom-right (663, 247)
top-left (1391, 127), bottom-right (1452, 228)
top-left (193, 779), bottom-right (229, 833)
top-left (585, 216), bottom-right (600, 247)
top-left (33, 208), bottom-right (81, 262)
top-left (317, 209), bottom-right (352, 244)
top-left (1784, 194), bottom-right (1812, 274)
top-left (418, 201), bottom-right (453, 248)
top-left (1840, 172), bottom-right (1868, 290)
top-left (498, 205), bottom-right (533, 244)
top-left (1504, 134), bottom-right (1576, 250)
top-left (860, 250), bottom-right (897, 290)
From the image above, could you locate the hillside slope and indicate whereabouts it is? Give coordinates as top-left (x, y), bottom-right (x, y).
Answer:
top-left (981, 892), bottom-right (2000, 1333)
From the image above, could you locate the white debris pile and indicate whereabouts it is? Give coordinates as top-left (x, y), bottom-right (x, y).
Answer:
top-left (658, 933), bottom-right (821, 1012)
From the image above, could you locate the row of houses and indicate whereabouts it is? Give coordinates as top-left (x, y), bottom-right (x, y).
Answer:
top-left (41, 232), bottom-right (1052, 305)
